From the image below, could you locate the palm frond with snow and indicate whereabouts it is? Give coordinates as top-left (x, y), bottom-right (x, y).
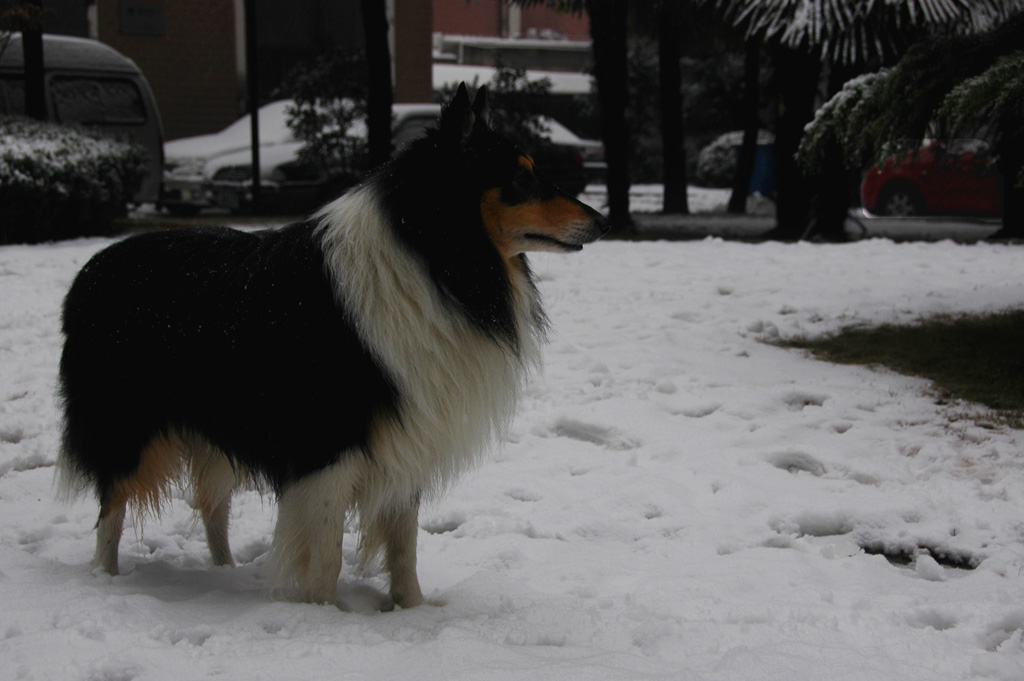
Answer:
top-left (708, 0), bottom-right (1023, 63)
top-left (797, 10), bottom-right (1024, 183)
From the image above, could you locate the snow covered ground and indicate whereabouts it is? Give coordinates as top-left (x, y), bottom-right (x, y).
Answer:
top-left (2, 228), bottom-right (1024, 680)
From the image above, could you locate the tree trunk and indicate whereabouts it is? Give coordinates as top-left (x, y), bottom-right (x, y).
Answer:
top-left (22, 0), bottom-right (45, 120)
top-left (804, 64), bottom-right (860, 242)
top-left (806, 140), bottom-right (854, 241)
top-left (243, 0), bottom-right (262, 212)
top-left (586, 0), bottom-right (633, 233)
top-left (989, 147), bottom-right (1024, 240)
top-left (729, 39), bottom-right (760, 214)
top-left (996, 182), bottom-right (1024, 239)
top-left (658, 1), bottom-right (687, 214)
top-left (764, 47), bottom-right (820, 241)
top-left (362, 0), bottom-right (394, 170)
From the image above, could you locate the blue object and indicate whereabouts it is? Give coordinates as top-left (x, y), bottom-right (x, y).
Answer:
top-left (734, 144), bottom-right (777, 198)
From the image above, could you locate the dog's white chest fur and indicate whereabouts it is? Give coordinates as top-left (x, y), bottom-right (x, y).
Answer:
top-left (316, 188), bottom-right (543, 511)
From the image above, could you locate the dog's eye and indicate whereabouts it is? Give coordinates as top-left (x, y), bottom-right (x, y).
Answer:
top-left (514, 169), bottom-right (539, 191)
top-left (500, 166), bottom-right (541, 205)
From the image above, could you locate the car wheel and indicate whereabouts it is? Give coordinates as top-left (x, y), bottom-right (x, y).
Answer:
top-left (877, 183), bottom-right (924, 217)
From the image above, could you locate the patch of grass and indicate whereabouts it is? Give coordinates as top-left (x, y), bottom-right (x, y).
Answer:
top-left (778, 310), bottom-right (1024, 428)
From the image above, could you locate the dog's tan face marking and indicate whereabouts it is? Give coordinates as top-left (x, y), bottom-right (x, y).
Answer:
top-left (482, 189), bottom-right (597, 257)
top-left (481, 154), bottom-right (605, 259)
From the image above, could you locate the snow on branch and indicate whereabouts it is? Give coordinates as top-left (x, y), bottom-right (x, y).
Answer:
top-left (707, 0), bottom-right (1021, 63)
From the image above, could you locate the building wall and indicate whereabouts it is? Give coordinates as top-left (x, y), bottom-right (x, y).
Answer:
top-left (40, 0), bottom-right (91, 37)
top-left (92, 0), bottom-right (574, 140)
top-left (96, 0), bottom-right (240, 141)
top-left (394, 0), bottom-right (433, 103)
top-left (254, 0), bottom-right (364, 103)
top-left (433, 0), bottom-right (588, 40)
top-left (520, 4), bottom-right (588, 41)
top-left (433, 0), bottom-right (502, 37)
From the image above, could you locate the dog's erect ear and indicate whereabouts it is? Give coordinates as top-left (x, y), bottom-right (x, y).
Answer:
top-left (471, 85), bottom-right (490, 127)
top-left (441, 82), bottom-right (487, 146)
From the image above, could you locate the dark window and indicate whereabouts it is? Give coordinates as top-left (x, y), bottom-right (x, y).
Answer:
top-left (0, 77), bottom-right (26, 115)
top-left (51, 77), bottom-right (147, 125)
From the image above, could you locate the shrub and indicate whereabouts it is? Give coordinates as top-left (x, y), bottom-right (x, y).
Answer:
top-left (695, 129), bottom-right (774, 187)
top-left (275, 49), bottom-right (368, 185)
top-left (0, 116), bottom-right (147, 244)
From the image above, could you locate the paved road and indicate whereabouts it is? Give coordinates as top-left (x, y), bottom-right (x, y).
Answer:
top-left (125, 204), bottom-right (1005, 244)
top-left (629, 211), bottom-right (1003, 243)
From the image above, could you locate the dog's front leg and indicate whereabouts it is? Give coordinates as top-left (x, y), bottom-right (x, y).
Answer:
top-left (382, 497), bottom-right (425, 609)
top-left (270, 458), bottom-right (359, 604)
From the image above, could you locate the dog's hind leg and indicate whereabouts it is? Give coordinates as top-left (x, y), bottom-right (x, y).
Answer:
top-left (201, 495), bottom-right (235, 567)
top-left (94, 499), bottom-right (127, 575)
top-left (270, 457), bottom-right (361, 604)
top-left (188, 443), bottom-right (239, 567)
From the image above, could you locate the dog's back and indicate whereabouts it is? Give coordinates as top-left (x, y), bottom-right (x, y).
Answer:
top-left (58, 223), bottom-right (397, 503)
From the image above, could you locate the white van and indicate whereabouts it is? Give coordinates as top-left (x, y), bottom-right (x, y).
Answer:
top-left (0, 35), bottom-right (164, 203)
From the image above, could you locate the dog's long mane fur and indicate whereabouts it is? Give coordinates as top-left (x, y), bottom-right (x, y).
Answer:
top-left (314, 181), bottom-right (544, 525)
top-left (368, 122), bottom-right (548, 351)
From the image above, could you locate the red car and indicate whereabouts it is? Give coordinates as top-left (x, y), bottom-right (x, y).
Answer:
top-left (861, 142), bottom-right (1002, 217)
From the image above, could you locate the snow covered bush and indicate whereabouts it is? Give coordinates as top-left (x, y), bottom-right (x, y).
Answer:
top-left (797, 69), bottom-right (894, 171)
top-left (695, 129), bottom-right (774, 187)
top-left (0, 116), bottom-right (146, 243)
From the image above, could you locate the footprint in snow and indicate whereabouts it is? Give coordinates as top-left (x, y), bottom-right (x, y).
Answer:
top-left (0, 453), bottom-right (54, 478)
top-left (770, 510), bottom-right (856, 538)
top-left (84, 664), bottom-right (137, 681)
top-left (781, 390), bottom-right (829, 411)
top-left (766, 451), bottom-right (827, 476)
top-left (548, 418), bottom-right (639, 451)
top-left (421, 513), bottom-right (465, 535)
top-left (159, 627), bottom-right (214, 647)
top-left (904, 607), bottom-right (959, 631)
top-left (981, 611), bottom-right (1024, 652)
top-left (765, 451), bottom-right (879, 487)
top-left (506, 488), bottom-right (541, 502)
top-left (678, 403), bottom-right (721, 419)
top-left (0, 427), bottom-right (24, 444)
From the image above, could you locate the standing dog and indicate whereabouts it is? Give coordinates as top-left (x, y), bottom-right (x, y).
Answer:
top-left (57, 84), bottom-right (607, 609)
